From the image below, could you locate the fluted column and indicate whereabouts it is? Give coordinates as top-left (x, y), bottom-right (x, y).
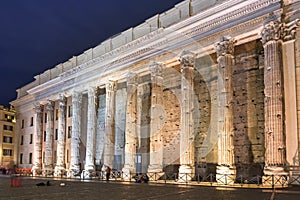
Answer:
top-left (178, 50), bottom-right (195, 181)
top-left (83, 87), bottom-right (98, 178)
top-left (261, 17), bottom-right (287, 181)
top-left (215, 36), bottom-right (236, 185)
top-left (32, 103), bottom-right (43, 175)
top-left (69, 91), bottom-right (82, 177)
top-left (103, 81), bottom-right (116, 169)
top-left (148, 62), bottom-right (164, 177)
top-left (44, 100), bottom-right (55, 175)
top-left (282, 20), bottom-right (300, 179)
top-left (122, 72), bottom-right (138, 180)
top-left (54, 94), bottom-right (67, 176)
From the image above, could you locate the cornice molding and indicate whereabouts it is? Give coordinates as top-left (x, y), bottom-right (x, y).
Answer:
top-left (25, 0), bottom-right (281, 101)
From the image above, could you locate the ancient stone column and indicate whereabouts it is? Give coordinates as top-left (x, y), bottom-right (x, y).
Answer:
top-left (282, 19), bottom-right (300, 179)
top-left (32, 103), bottom-right (43, 175)
top-left (44, 100), bottom-right (55, 175)
top-left (215, 36), bottom-right (236, 185)
top-left (148, 62), bottom-right (164, 177)
top-left (103, 81), bottom-right (116, 169)
top-left (69, 91), bottom-right (82, 177)
top-left (122, 72), bottom-right (138, 180)
top-left (83, 87), bottom-right (98, 178)
top-left (95, 89), bottom-right (106, 169)
top-left (178, 50), bottom-right (195, 181)
top-left (261, 17), bottom-right (288, 185)
top-left (54, 94), bottom-right (67, 177)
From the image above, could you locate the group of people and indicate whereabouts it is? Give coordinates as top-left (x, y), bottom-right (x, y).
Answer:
top-left (134, 173), bottom-right (149, 183)
top-left (104, 166), bottom-right (149, 183)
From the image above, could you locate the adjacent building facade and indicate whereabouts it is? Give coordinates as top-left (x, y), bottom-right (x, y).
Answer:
top-left (11, 0), bottom-right (300, 185)
top-left (0, 105), bottom-right (16, 170)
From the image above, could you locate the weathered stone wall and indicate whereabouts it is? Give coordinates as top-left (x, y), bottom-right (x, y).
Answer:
top-left (114, 83), bottom-right (127, 170)
top-left (294, 28), bottom-right (300, 166)
top-left (53, 102), bottom-right (58, 166)
top-left (65, 96), bottom-right (72, 170)
top-left (95, 89), bottom-right (106, 169)
top-left (137, 80), bottom-right (151, 173)
top-left (189, 41), bottom-right (265, 177)
top-left (194, 55), bottom-right (218, 174)
top-left (162, 66), bottom-right (181, 170)
top-left (233, 40), bottom-right (265, 177)
top-left (79, 94), bottom-right (88, 169)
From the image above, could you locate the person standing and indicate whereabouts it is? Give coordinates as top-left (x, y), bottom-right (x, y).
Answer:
top-left (105, 166), bottom-right (111, 181)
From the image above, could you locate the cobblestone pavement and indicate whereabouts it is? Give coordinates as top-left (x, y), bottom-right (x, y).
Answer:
top-left (1, 176), bottom-right (300, 200)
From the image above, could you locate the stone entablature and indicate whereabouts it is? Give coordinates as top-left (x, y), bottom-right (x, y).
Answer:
top-left (17, 0), bottom-right (281, 101)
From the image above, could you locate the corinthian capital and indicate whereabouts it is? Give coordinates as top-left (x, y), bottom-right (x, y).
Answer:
top-left (127, 72), bottom-right (138, 85)
top-left (106, 81), bottom-right (116, 92)
top-left (215, 36), bottom-right (236, 57)
top-left (149, 62), bottom-right (163, 77)
top-left (261, 18), bottom-right (283, 45)
top-left (179, 50), bottom-right (195, 69)
top-left (72, 91), bottom-right (82, 104)
top-left (34, 102), bottom-right (43, 113)
top-left (59, 94), bottom-right (67, 109)
top-left (283, 19), bottom-right (300, 41)
top-left (46, 100), bottom-right (55, 111)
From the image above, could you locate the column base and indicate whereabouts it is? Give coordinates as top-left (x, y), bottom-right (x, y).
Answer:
top-left (263, 166), bottom-right (288, 187)
top-left (32, 166), bottom-right (42, 176)
top-left (81, 169), bottom-right (96, 179)
top-left (122, 165), bottom-right (135, 181)
top-left (288, 166), bottom-right (300, 185)
top-left (178, 165), bottom-right (194, 182)
top-left (54, 166), bottom-right (66, 177)
top-left (147, 165), bottom-right (164, 181)
top-left (148, 165), bottom-right (164, 181)
top-left (216, 165), bottom-right (236, 185)
top-left (67, 167), bottom-right (81, 178)
top-left (42, 168), bottom-right (54, 176)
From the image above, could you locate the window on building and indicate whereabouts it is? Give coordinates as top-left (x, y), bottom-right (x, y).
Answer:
top-left (29, 153), bottom-right (32, 164)
top-left (55, 129), bottom-right (58, 140)
top-left (20, 135), bottom-right (23, 145)
top-left (68, 126), bottom-right (72, 138)
top-left (21, 119), bottom-right (24, 129)
top-left (43, 131), bottom-right (46, 142)
top-left (67, 149), bottom-right (69, 163)
top-left (30, 117), bottom-right (33, 126)
top-left (68, 105), bottom-right (73, 117)
top-left (3, 125), bottom-right (13, 131)
top-left (20, 153), bottom-right (23, 164)
top-left (5, 114), bottom-right (13, 122)
top-left (3, 149), bottom-right (13, 156)
top-left (44, 113), bottom-right (47, 123)
top-left (55, 109), bottom-right (59, 120)
top-left (3, 136), bottom-right (13, 143)
top-left (30, 134), bottom-right (33, 144)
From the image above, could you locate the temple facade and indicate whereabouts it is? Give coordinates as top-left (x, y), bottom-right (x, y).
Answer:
top-left (11, 0), bottom-right (300, 186)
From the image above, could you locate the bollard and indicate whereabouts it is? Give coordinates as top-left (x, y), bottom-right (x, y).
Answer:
top-left (10, 176), bottom-right (22, 187)
top-left (16, 178), bottom-right (22, 187)
top-left (10, 177), bottom-right (14, 187)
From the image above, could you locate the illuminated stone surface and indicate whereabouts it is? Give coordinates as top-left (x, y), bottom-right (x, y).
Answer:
top-left (11, 0), bottom-right (300, 187)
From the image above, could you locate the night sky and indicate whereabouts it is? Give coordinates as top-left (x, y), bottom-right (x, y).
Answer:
top-left (0, 0), bottom-right (182, 107)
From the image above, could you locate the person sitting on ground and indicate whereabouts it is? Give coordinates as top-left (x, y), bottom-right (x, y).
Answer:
top-left (142, 174), bottom-right (149, 183)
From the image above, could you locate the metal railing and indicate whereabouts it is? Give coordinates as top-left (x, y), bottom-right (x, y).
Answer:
top-left (11, 169), bottom-right (300, 188)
